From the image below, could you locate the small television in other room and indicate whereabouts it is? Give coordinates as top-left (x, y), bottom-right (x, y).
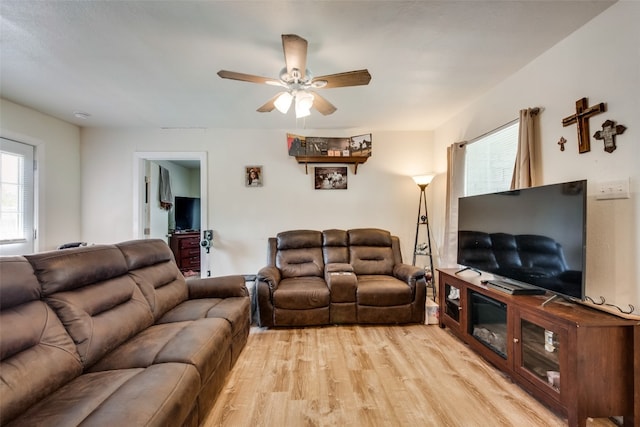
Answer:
top-left (174, 196), bottom-right (200, 231)
top-left (457, 180), bottom-right (587, 300)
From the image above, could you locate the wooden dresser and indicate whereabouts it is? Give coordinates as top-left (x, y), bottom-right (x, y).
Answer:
top-left (169, 232), bottom-right (200, 273)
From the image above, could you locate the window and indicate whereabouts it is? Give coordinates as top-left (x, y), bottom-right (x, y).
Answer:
top-left (464, 121), bottom-right (519, 196)
top-left (1, 138), bottom-right (35, 255)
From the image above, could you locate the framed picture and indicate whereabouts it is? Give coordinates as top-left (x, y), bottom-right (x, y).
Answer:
top-left (314, 166), bottom-right (347, 190)
top-left (245, 166), bottom-right (263, 187)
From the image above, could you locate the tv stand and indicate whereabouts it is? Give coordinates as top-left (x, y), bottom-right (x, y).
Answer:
top-left (438, 268), bottom-right (637, 427)
top-left (541, 294), bottom-right (564, 307)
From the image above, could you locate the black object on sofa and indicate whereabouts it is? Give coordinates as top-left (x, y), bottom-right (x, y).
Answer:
top-left (457, 230), bottom-right (581, 296)
top-left (0, 239), bottom-right (250, 426)
top-left (256, 228), bottom-right (427, 327)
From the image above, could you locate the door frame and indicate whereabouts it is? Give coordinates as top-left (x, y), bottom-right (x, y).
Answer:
top-left (133, 151), bottom-right (208, 274)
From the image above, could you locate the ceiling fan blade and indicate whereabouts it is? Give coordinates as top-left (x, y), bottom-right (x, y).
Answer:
top-left (256, 92), bottom-right (285, 113)
top-left (311, 92), bottom-right (337, 116)
top-left (282, 34), bottom-right (307, 79)
top-left (313, 69), bottom-right (371, 89)
top-left (217, 70), bottom-right (278, 85)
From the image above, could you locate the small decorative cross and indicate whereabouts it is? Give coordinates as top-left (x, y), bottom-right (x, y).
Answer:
top-left (594, 120), bottom-right (626, 153)
top-left (562, 97), bottom-right (606, 153)
top-left (557, 137), bottom-right (567, 151)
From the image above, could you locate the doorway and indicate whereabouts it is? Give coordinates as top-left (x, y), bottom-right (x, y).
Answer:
top-left (133, 152), bottom-right (208, 276)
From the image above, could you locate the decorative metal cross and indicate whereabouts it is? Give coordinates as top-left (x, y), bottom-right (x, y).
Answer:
top-left (557, 137), bottom-right (567, 151)
top-left (562, 97), bottom-right (606, 153)
top-left (594, 120), bottom-right (626, 153)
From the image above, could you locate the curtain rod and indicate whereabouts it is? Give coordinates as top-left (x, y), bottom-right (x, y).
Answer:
top-left (464, 107), bottom-right (542, 146)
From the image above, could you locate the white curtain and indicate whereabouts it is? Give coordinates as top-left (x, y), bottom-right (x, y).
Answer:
top-left (442, 142), bottom-right (466, 267)
top-left (511, 108), bottom-right (540, 189)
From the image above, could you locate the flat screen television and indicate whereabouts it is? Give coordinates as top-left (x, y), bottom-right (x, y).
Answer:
top-left (457, 180), bottom-right (586, 300)
top-left (174, 196), bottom-right (200, 231)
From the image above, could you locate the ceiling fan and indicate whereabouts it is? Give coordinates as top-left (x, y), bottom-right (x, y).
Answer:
top-left (217, 34), bottom-right (371, 118)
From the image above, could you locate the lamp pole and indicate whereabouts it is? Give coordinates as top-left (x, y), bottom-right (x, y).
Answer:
top-left (412, 176), bottom-right (436, 300)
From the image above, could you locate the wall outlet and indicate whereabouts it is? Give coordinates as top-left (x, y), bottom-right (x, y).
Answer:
top-left (596, 178), bottom-right (630, 200)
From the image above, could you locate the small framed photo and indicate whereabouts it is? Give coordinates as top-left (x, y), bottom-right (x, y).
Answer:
top-left (245, 166), bottom-right (263, 187)
top-left (314, 166), bottom-right (347, 190)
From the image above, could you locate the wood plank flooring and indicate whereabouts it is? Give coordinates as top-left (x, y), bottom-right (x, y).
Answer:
top-left (203, 324), bottom-right (616, 427)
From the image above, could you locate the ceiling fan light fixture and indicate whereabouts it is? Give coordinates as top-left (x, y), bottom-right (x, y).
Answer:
top-left (274, 92), bottom-right (293, 114)
top-left (295, 91), bottom-right (314, 118)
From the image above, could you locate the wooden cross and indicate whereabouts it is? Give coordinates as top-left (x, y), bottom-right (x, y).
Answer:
top-left (594, 119), bottom-right (626, 153)
top-left (562, 97), bottom-right (606, 153)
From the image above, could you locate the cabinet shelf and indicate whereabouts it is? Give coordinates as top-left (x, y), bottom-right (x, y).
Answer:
top-left (294, 156), bottom-right (369, 174)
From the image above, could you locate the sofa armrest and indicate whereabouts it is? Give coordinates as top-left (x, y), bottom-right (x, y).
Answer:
top-left (256, 266), bottom-right (281, 290)
top-left (187, 275), bottom-right (248, 299)
top-left (393, 263), bottom-right (426, 284)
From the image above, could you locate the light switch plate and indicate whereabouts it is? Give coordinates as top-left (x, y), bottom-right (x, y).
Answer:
top-left (596, 178), bottom-right (630, 200)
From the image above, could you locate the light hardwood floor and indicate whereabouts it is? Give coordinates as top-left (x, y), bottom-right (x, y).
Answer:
top-left (203, 324), bottom-right (616, 427)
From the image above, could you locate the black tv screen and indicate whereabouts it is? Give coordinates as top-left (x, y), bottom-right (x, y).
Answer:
top-left (457, 180), bottom-right (586, 300)
top-left (174, 196), bottom-right (200, 231)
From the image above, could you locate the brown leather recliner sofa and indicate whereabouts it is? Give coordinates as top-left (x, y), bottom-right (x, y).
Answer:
top-left (256, 228), bottom-right (427, 327)
top-left (0, 239), bottom-right (250, 426)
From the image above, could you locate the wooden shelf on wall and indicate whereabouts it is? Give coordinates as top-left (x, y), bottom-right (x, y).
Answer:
top-left (294, 156), bottom-right (369, 174)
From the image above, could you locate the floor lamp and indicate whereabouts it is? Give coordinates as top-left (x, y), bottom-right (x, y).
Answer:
top-left (412, 175), bottom-right (436, 300)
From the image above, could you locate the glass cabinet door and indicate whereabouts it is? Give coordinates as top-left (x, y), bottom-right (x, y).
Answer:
top-left (513, 310), bottom-right (567, 399)
top-left (444, 283), bottom-right (462, 324)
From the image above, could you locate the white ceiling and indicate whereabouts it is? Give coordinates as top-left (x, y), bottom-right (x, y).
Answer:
top-left (0, 1), bottom-right (616, 131)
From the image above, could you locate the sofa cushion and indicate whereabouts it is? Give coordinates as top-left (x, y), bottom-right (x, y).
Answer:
top-left (88, 318), bottom-right (231, 388)
top-left (322, 229), bottom-right (349, 264)
top-left (273, 276), bottom-right (330, 309)
top-left (356, 275), bottom-right (413, 306)
top-left (158, 297), bottom-right (250, 338)
top-left (0, 257), bottom-right (83, 425)
top-left (276, 230), bottom-right (322, 250)
top-left (6, 364), bottom-right (200, 427)
top-left (117, 239), bottom-right (190, 320)
top-left (275, 230), bottom-right (324, 279)
top-left (26, 245), bottom-right (129, 295)
top-left (27, 245), bottom-right (155, 368)
top-left (128, 261), bottom-right (189, 320)
top-left (348, 229), bottom-right (395, 275)
top-left (116, 238), bottom-right (174, 270)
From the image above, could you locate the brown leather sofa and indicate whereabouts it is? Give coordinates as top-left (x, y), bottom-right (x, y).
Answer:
top-left (0, 239), bottom-right (250, 426)
top-left (256, 228), bottom-right (427, 327)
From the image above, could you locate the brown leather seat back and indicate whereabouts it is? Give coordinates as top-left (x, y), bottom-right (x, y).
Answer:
top-left (0, 256), bottom-right (82, 425)
top-left (348, 228), bottom-right (395, 275)
top-left (322, 229), bottom-right (349, 264)
top-left (275, 230), bottom-right (324, 278)
top-left (26, 245), bottom-right (154, 368)
top-left (117, 239), bottom-right (188, 320)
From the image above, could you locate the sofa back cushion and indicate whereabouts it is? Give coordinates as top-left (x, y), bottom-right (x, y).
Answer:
top-left (0, 257), bottom-right (83, 425)
top-left (322, 229), bottom-right (349, 264)
top-left (117, 239), bottom-right (188, 320)
top-left (275, 230), bottom-right (324, 279)
top-left (26, 245), bottom-right (154, 368)
top-left (348, 228), bottom-right (395, 275)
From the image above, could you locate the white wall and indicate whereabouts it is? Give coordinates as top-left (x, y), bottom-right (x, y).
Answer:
top-left (80, 128), bottom-right (434, 276)
top-left (0, 98), bottom-right (81, 251)
top-left (431, 1), bottom-right (640, 315)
